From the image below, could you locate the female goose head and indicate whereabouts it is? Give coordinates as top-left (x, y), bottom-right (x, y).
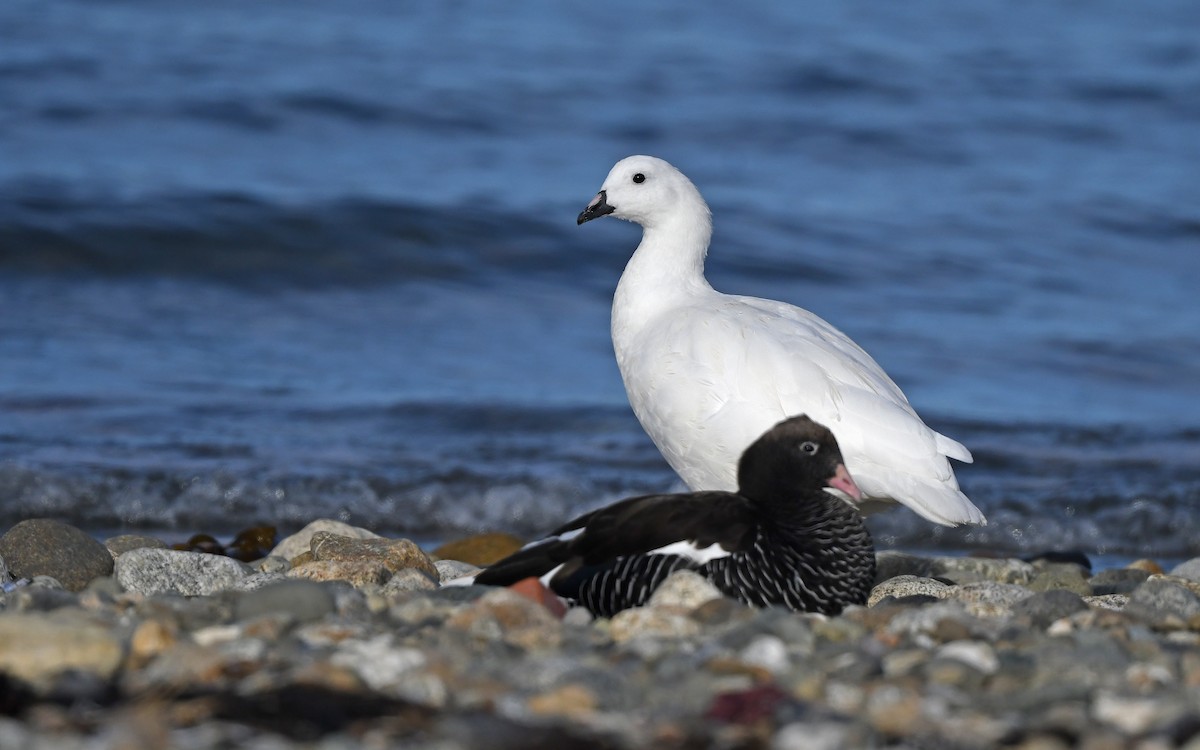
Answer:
top-left (577, 155), bottom-right (709, 230)
top-left (736, 415), bottom-right (863, 506)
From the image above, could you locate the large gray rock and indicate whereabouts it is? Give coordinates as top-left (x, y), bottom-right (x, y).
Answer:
top-left (115, 547), bottom-right (248, 597)
top-left (1169, 557), bottom-right (1200, 583)
top-left (233, 579), bottom-right (337, 623)
top-left (1011, 589), bottom-right (1089, 629)
top-left (1124, 577), bottom-right (1200, 627)
top-left (1089, 568), bottom-right (1151, 596)
top-left (104, 534), bottom-right (168, 558)
top-left (0, 519), bottom-right (114, 592)
top-left (0, 613), bottom-right (123, 689)
top-left (1027, 565), bottom-right (1092, 596)
top-left (270, 519), bottom-right (380, 562)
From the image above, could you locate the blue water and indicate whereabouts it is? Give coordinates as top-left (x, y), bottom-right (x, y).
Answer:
top-left (2, 1), bottom-right (1199, 562)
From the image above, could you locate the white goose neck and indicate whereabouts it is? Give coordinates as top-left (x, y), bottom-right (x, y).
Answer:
top-left (613, 204), bottom-right (714, 331)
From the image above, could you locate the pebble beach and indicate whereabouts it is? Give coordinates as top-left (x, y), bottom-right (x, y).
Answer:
top-left (1, 518), bottom-right (1199, 749)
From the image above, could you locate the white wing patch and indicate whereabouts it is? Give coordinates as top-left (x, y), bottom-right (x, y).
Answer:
top-left (647, 540), bottom-right (732, 565)
top-left (539, 563), bottom-right (566, 588)
top-left (521, 526), bottom-right (583, 551)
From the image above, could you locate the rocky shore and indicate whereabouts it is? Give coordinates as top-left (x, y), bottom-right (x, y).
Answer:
top-left (1, 517), bottom-right (1199, 749)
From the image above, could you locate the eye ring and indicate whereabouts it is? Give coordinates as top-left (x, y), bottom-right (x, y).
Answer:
top-left (632, 173), bottom-right (645, 184)
top-left (799, 441), bottom-right (819, 455)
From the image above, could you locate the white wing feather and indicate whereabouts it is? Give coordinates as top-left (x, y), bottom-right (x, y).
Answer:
top-left (619, 291), bottom-right (983, 526)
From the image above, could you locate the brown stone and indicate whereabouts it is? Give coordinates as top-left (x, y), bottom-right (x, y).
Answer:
top-left (309, 532), bottom-right (438, 579)
top-left (270, 519), bottom-right (380, 562)
top-left (128, 618), bottom-right (179, 668)
top-left (508, 577), bottom-right (567, 618)
top-left (0, 613), bottom-right (123, 687)
top-left (1128, 559), bottom-right (1165, 575)
top-left (431, 532), bottom-right (525, 566)
top-left (527, 683), bottom-right (598, 718)
top-left (288, 559), bottom-right (392, 587)
top-left (446, 589), bottom-right (563, 651)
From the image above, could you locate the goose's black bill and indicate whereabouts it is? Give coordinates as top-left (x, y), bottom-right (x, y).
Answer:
top-left (577, 190), bottom-right (615, 224)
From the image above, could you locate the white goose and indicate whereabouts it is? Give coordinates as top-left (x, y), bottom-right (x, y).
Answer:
top-left (577, 155), bottom-right (985, 526)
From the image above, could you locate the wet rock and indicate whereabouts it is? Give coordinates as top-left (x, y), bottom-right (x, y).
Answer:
top-left (256, 555), bottom-right (292, 574)
top-left (104, 534), bottom-right (168, 558)
top-left (1169, 557), bottom-right (1200, 583)
top-left (445, 588), bottom-right (563, 650)
top-left (609, 606), bottom-right (701, 643)
top-left (270, 519), bottom-right (380, 562)
top-left (115, 547), bottom-right (248, 596)
top-left (434, 559), bottom-right (480, 582)
top-left (1124, 577), bottom-right (1200, 628)
top-left (382, 568), bottom-right (440, 596)
top-left (1083, 594), bottom-right (1129, 611)
top-left (288, 559), bottom-right (392, 587)
top-left (738, 634), bottom-right (791, 675)
top-left (947, 582), bottom-right (1032, 618)
top-left (431, 532), bottom-right (525, 566)
top-left (868, 575), bottom-right (951, 606)
top-left (0, 519), bottom-right (114, 592)
top-left (0, 613), bottom-right (123, 689)
top-left (1090, 567), bottom-right (1151, 596)
top-left (1012, 589), bottom-right (1090, 629)
top-left (873, 551), bottom-right (938, 583)
top-left (1025, 550), bottom-right (1092, 572)
top-left (1127, 559), bottom-right (1164, 575)
top-left (309, 532), bottom-right (438, 579)
top-left (648, 569), bottom-right (725, 610)
top-left (1028, 564), bottom-right (1092, 596)
top-left (233, 579), bottom-right (337, 623)
top-left (224, 525), bottom-right (278, 561)
top-left (773, 721), bottom-right (859, 750)
top-left (3, 583), bottom-right (78, 613)
top-left (934, 556), bottom-right (1036, 585)
top-left (1091, 691), bottom-right (1183, 735)
top-left (526, 683), bottom-right (599, 719)
top-left (234, 571), bottom-right (289, 591)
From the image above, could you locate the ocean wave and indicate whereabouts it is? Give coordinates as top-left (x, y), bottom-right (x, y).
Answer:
top-left (1, 407), bottom-right (1198, 559)
top-left (0, 186), bottom-right (611, 288)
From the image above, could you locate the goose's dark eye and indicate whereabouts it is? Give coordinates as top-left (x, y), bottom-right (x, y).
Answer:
top-left (799, 441), bottom-right (819, 455)
top-left (632, 173), bottom-right (645, 184)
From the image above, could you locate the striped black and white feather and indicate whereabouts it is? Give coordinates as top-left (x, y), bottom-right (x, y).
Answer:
top-left (474, 415), bottom-right (876, 617)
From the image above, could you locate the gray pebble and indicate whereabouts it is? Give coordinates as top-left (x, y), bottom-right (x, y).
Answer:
top-left (1027, 564), bottom-right (1092, 596)
top-left (1089, 567), bottom-right (1151, 596)
top-left (433, 559), bottom-right (480, 583)
top-left (869, 575), bottom-right (951, 606)
top-left (873, 551), bottom-right (938, 583)
top-left (255, 555), bottom-right (292, 574)
top-left (115, 547), bottom-right (248, 597)
top-left (933, 556), bottom-right (1036, 585)
top-left (1011, 589), bottom-right (1089, 628)
top-left (233, 579), bottom-right (337, 623)
top-left (234, 572), bottom-right (290, 592)
top-left (647, 569), bottom-right (724, 610)
top-left (104, 534), bottom-right (168, 558)
top-left (270, 519), bottom-right (380, 562)
top-left (1125, 577), bottom-right (1200, 627)
top-left (1169, 557), bottom-right (1200, 583)
top-left (0, 519), bottom-right (114, 592)
top-left (383, 567), bottom-right (439, 595)
top-left (773, 721), bottom-right (856, 750)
